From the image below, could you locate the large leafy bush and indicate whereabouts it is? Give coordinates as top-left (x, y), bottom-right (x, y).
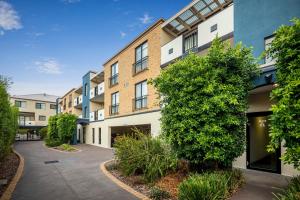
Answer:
top-left (178, 170), bottom-right (243, 200)
top-left (114, 131), bottom-right (177, 182)
top-left (0, 77), bottom-right (19, 160)
top-left (151, 39), bottom-right (258, 167)
top-left (267, 18), bottom-right (300, 169)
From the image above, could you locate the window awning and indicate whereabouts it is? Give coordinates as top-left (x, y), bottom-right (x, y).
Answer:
top-left (162, 0), bottom-right (233, 36)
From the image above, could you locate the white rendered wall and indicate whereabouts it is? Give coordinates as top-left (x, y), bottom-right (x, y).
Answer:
top-left (161, 35), bottom-right (183, 65)
top-left (197, 4), bottom-right (233, 47)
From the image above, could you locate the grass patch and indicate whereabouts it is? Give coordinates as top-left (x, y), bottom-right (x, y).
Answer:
top-left (178, 169), bottom-right (244, 200)
top-left (274, 176), bottom-right (300, 200)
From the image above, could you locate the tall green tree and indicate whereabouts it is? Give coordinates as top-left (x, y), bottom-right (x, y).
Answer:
top-left (0, 76), bottom-right (19, 160)
top-left (151, 39), bottom-right (258, 167)
top-left (268, 18), bottom-right (300, 169)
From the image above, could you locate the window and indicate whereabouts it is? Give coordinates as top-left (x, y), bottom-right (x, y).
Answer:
top-left (110, 92), bottom-right (119, 115)
top-left (110, 62), bottom-right (119, 86)
top-left (92, 128), bottom-right (95, 144)
top-left (68, 94), bottom-right (72, 107)
top-left (184, 31), bottom-right (198, 52)
top-left (84, 83), bottom-right (88, 96)
top-left (36, 102), bottom-right (46, 109)
top-left (50, 104), bottom-right (57, 109)
top-left (211, 24), bottom-right (217, 32)
top-left (15, 100), bottom-right (26, 108)
top-left (265, 36), bottom-right (275, 64)
top-left (169, 48), bottom-right (173, 54)
top-left (84, 106), bottom-right (88, 118)
top-left (98, 128), bottom-right (101, 144)
top-left (133, 42), bottom-right (148, 74)
top-left (134, 80), bottom-right (147, 110)
top-left (39, 115), bottom-right (46, 121)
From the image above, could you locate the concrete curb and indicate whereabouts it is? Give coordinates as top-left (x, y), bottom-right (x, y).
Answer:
top-left (43, 143), bottom-right (82, 153)
top-left (100, 160), bottom-right (150, 200)
top-left (0, 149), bottom-right (24, 200)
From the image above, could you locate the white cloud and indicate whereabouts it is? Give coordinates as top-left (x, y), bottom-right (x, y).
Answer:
top-left (0, 1), bottom-right (22, 33)
top-left (34, 58), bottom-right (62, 75)
top-left (139, 13), bottom-right (153, 24)
top-left (120, 31), bottom-right (126, 38)
top-left (62, 0), bottom-right (81, 4)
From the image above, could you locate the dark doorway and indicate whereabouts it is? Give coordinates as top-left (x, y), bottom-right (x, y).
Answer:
top-left (78, 129), bottom-right (81, 143)
top-left (246, 112), bottom-right (281, 173)
top-left (83, 127), bottom-right (86, 143)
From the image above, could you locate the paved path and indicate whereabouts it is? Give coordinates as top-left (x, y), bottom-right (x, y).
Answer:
top-left (12, 141), bottom-right (137, 200)
top-left (231, 169), bottom-right (290, 200)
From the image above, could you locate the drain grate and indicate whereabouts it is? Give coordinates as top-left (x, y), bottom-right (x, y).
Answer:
top-left (44, 160), bottom-right (59, 164)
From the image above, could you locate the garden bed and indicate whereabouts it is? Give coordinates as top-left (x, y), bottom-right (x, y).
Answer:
top-left (50, 144), bottom-right (79, 152)
top-left (0, 152), bottom-right (20, 198)
top-left (105, 160), bottom-right (244, 200)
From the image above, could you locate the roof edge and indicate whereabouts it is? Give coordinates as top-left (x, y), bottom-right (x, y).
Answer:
top-left (103, 18), bottom-right (165, 66)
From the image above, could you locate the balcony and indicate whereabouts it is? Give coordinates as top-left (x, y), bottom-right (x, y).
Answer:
top-left (109, 104), bottom-right (119, 116)
top-left (109, 74), bottom-right (119, 87)
top-left (74, 95), bottom-right (83, 109)
top-left (133, 96), bottom-right (148, 111)
top-left (161, 4), bottom-right (234, 66)
top-left (18, 120), bottom-right (36, 127)
top-left (89, 109), bottom-right (104, 121)
top-left (132, 56), bottom-right (148, 75)
top-left (90, 82), bottom-right (104, 103)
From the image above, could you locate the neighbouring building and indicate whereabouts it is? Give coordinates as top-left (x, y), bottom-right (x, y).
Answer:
top-left (10, 93), bottom-right (59, 140)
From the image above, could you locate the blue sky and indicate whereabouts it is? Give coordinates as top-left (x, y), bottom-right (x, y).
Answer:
top-left (0, 0), bottom-right (190, 96)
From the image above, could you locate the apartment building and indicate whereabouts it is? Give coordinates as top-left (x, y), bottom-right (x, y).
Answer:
top-left (58, 88), bottom-right (82, 116)
top-left (58, 0), bottom-right (299, 176)
top-left (10, 93), bottom-right (59, 140)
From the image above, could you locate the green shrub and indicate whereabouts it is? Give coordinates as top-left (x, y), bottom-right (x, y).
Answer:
top-left (150, 187), bottom-right (170, 200)
top-left (57, 113), bottom-right (77, 144)
top-left (178, 170), bottom-right (243, 200)
top-left (58, 144), bottom-right (76, 151)
top-left (45, 138), bottom-right (62, 147)
top-left (267, 18), bottom-right (300, 169)
top-left (151, 38), bottom-right (258, 167)
top-left (39, 127), bottom-right (48, 139)
top-left (48, 115), bottom-right (59, 140)
top-left (274, 176), bottom-right (300, 200)
top-left (114, 131), bottom-right (177, 182)
top-left (0, 77), bottom-right (19, 160)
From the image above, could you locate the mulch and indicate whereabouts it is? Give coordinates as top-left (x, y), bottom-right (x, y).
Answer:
top-left (0, 152), bottom-right (20, 198)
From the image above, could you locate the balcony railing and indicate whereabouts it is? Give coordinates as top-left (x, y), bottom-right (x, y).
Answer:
top-left (74, 95), bottom-right (83, 107)
top-left (109, 104), bottom-right (119, 115)
top-left (89, 109), bottom-right (104, 121)
top-left (133, 95), bottom-right (148, 111)
top-left (90, 82), bottom-right (105, 100)
top-left (109, 74), bottom-right (119, 87)
top-left (132, 56), bottom-right (148, 75)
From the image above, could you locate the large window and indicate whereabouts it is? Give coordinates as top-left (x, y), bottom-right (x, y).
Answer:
top-left (84, 106), bottom-right (88, 118)
top-left (134, 80), bottom-right (147, 110)
top-left (36, 102), bottom-right (46, 109)
top-left (184, 31), bottom-right (198, 53)
top-left (98, 128), bottom-right (101, 144)
top-left (110, 62), bottom-right (119, 86)
top-left (68, 94), bottom-right (72, 107)
top-left (134, 42), bottom-right (148, 74)
top-left (39, 115), bottom-right (46, 121)
top-left (50, 104), bottom-right (57, 109)
top-left (265, 36), bottom-right (275, 64)
top-left (110, 92), bottom-right (119, 115)
top-left (15, 100), bottom-right (26, 108)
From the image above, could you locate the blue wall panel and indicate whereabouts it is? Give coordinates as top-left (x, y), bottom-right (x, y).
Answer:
top-left (82, 72), bottom-right (91, 119)
top-left (234, 0), bottom-right (300, 64)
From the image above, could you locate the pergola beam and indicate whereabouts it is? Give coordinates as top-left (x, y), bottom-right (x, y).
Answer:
top-left (176, 17), bottom-right (191, 31)
top-left (190, 7), bottom-right (206, 21)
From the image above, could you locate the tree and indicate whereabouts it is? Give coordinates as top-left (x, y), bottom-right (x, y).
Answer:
top-left (57, 113), bottom-right (77, 144)
top-left (151, 38), bottom-right (258, 167)
top-left (0, 77), bottom-right (19, 160)
top-left (267, 18), bottom-right (300, 169)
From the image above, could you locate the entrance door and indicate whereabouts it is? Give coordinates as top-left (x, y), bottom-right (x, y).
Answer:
top-left (247, 112), bottom-right (281, 173)
top-left (83, 127), bottom-right (86, 143)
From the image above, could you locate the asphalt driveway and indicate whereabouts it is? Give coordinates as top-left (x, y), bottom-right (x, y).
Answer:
top-left (12, 141), bottom-right (137, 200)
